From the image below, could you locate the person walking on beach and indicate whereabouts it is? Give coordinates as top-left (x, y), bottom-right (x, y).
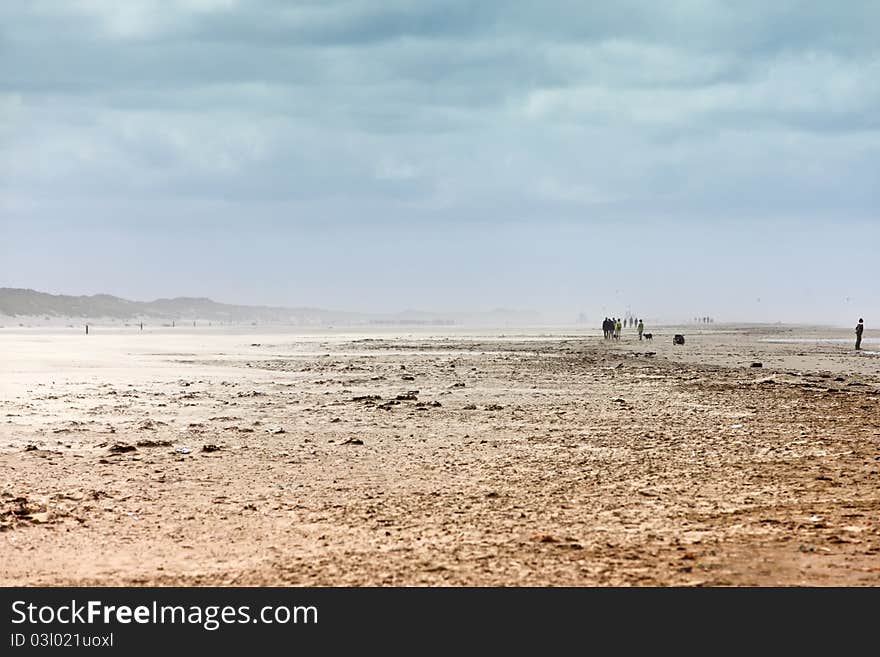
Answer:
top-left (615, 318), bottom-right (622, 340)
top-left (637, 319), bottom-right (644, 341)
top-left (855, 318), bottom-right (864, 350)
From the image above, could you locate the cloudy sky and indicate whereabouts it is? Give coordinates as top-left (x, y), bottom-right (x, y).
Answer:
top-left (1, 1), bottom-right (878, 323)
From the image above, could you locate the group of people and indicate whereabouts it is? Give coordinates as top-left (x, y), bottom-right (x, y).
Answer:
top-left (602, 317), bottom-right (620, 340)
top-left (599, 316), bottom-right (866, 349)
top-left (602, 317), bottom-right (646, 341)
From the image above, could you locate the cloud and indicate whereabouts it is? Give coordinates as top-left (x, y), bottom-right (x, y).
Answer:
top-left (533, 178), bottom-right (615, 205)
top-left (1, 1), bottom-right (878, 222)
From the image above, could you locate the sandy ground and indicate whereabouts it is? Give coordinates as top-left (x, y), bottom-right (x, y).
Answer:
top-left (1, 323), bottom-right (878, 586)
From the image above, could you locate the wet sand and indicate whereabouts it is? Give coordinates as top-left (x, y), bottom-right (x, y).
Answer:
top-left (1, 324), bottom-right (878, 586)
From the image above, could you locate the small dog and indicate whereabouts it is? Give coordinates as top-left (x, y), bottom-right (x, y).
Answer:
top-left (643, 333), bottom-right (653, 341)
top-left (673, 334), bottom-right (685, 345)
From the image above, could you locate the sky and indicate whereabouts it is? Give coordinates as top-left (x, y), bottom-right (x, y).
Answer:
top-left (1, 1), bottom-right (878, 324)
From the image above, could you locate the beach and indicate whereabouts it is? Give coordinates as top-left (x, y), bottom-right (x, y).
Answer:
top-left (1, 323), bottom-right (878, 586)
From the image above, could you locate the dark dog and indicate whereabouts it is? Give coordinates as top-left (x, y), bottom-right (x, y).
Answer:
top-left (673, 334), bottom-right (685, 345)
top-left (643, 333), bottom-right (653, 341)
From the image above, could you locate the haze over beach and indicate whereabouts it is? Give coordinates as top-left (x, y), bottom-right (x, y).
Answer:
top-left (0, 287), bottom-right (541, 327)
top-left (0, 2), bottom-right (878, 591)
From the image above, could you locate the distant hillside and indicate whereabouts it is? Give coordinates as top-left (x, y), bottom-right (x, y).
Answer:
top-left (0, 288), bottom-right (542, 326)
top-left (0, 288), bottom-right (360, 324)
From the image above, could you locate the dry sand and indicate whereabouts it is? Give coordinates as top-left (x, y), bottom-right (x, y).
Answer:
top-left (1, 324), bottom-right (878, 586)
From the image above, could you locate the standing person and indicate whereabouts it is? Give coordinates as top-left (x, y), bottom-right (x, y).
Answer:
top-left (638, 319), bottom-right (644, 341)
top-left (855, 318), bottom-right (864, 350)
top-left (615, 317), bottom-right (622, 340)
